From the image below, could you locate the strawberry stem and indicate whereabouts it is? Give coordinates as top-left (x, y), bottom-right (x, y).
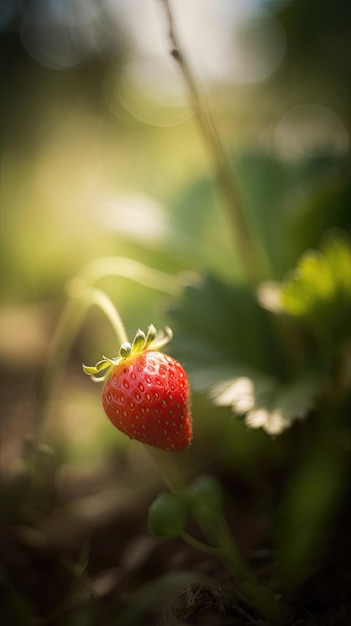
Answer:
top-left (179, 502), bottom-right (282, 622)
top-left (180, 531), bottom-right (220, 556)
top-left (146, 446), bottom-right (187, 494)
top-left (205, 517), bottom-right (282, 623)
top-left (88, 287), bottom-right (128, 345)
top-left (40, 285), bottom-right (128, 418)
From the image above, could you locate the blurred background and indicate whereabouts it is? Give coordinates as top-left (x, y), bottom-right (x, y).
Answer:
top-left (1, 0), bottom-right (351, 624)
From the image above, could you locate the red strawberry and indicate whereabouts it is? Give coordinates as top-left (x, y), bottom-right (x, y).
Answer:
top-left (83, 326), bottom-right (192, 452)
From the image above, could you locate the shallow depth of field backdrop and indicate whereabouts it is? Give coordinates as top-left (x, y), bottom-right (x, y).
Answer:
top-left (1, 1), bottom-right (351, 625)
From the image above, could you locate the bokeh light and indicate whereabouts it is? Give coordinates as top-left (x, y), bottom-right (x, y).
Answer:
top-left (274, 104), bottom-right (349, 160)
top-left (20, 0), bottom-right (109, 69)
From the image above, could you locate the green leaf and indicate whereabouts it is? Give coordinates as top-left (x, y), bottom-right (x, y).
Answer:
top-left (168, 273), bottom-right (324, 434)
top-left (211, 372), bottom-right (322, 435)
top-left (168, 274), bottom-right (288, 391)
top-left (234, 152), bottom-right (293, 279)
top-left (280, 231), bottom-right (351, 348)
top-left (288, 166), bottom-right (351, 262)
top-left (235, 152), bottom-right (351, 279)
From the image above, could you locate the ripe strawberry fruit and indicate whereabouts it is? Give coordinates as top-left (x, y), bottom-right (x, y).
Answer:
top-left (83, 325), bottom-right (192, 452)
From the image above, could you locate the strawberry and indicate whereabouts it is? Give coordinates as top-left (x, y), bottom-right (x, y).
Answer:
top-left (83, 325), bottom-right (192, 452)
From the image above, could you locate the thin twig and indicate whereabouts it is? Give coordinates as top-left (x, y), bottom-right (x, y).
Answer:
top-left (160, 0), bottom-right (262, 284)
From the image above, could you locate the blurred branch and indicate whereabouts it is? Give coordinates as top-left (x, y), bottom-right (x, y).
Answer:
top-left (160, 0), bottom-right (262, 284)
top-left (74, 256), bottom-right (181, 297)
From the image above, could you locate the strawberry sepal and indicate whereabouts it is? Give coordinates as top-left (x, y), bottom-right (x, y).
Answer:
top-left (82, 325), bottom-right (173, 383)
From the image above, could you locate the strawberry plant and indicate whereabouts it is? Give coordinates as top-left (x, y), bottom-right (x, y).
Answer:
top-left (40, 1), bottom-right (351, 621)
top-left (41, 258), bottom-right (287, 620)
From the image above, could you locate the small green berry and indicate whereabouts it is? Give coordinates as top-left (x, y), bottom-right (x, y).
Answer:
top-left (186, 475), bottom-right (224, 520)
top-left (148, 491), bottom-right (188, 538)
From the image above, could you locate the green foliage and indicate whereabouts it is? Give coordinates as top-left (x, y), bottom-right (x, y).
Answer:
top-left (234, 152), bottom-right (293, 279)
top-left (168, 274), bottom-right (287, 389)
top-left (276, 443), bottom-right (347, 582)
top-left (289, 172), bottom-right (351, 258)
top-left (232, 153), bottom-right (351, 280)
top-left (281, 232), bottom-right (351, 349)
top-left (168, 273), bottom-right (321, 433)
top-left (168, 231), bottom-right (351, 434)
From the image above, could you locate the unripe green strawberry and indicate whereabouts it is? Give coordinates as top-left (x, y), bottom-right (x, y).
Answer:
top-left (83, 326), bottom-right (192, 452)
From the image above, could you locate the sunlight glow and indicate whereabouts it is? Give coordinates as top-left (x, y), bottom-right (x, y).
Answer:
top-left (211, 377), bottom-right (255, 414)
top-left (97, 193), bottom-right (169, 245)
top-left (104, 0), bottom-right (286, 124)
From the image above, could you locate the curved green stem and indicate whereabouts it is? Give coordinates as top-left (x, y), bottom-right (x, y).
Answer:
top-left (181, 512), bottom-right (282, 621)
top-left (180, 531), bottom-right (219, 556)
top-left (87, 287), bottom-right (128, 344)
top-left (180, 530), bottom-right (259, 613)
top-left (196, 514), bottom-right (282, 622)
top-left (74, 256), bottom-right (181, 297)
top-left (39, 286), bottom-right (127, 422)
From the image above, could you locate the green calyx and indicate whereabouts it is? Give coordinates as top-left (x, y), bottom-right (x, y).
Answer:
top-left (82, 324), bottom-right (173, 383)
